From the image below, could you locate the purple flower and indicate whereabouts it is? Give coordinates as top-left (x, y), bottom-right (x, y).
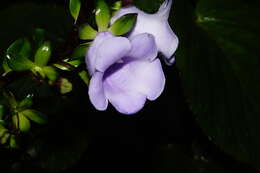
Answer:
top-left (86, 32), bottom-right (165, 114)
top-left (111, 0), bottom-right (178, 65)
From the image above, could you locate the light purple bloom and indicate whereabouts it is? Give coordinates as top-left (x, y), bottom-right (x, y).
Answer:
top-left (86, 32), bottom-right (165, 114)
top-left (111, 0), bottom-right (178, 65)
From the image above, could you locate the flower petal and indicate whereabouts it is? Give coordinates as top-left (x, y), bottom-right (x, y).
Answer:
top-left (103, 58), bottom-right (165, 104)
top-left (103, 77), bottom-right (146, 115)
top-left (157, 0), bottom-right (172, 19)
top-left (128, 59), bottom-right (165, 100)
top-left (88, 71), bottom-right (108, 111)
top-left (127, 33), bottom-right (158, 61)
top-left (111, 0), bottom-right (178, 63)
top-left (86, 31), bottom-right (113, 75)
top-left (95, 36), bottom-right (131, 72)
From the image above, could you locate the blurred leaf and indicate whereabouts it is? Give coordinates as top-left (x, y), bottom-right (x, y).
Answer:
top-left (0, 125), bottom-right (7, 137)
top-left (43, 66), bottom-right (58, 81)
top-left (34, 41), bottom-right (52, 67)
top-left (0, 105), bottom-right (4, 120)
top-left (133, 0), bottom-right (164, 13)
top-left (173, 0), bottom-right (260, 169)
top-left (2, 58), bottom-right (12, 75)
top-left (111, 1), bottom-right (122, 12)
top-left (79, 24), bottom-right (97, 40)
top-left (13, 113), bottom-right (31, 132)
top-left (78, 70), bottom-right (89, 85)
top-left (96, 0), bottom-right (110, 31)
top-left (71, 45), bottom-right (88, 58)
top-left (9, 135), bottom-right (17, 148)
top-left (153, 144), bottom-right (228, 173)
top-left (60, 78), bottom-right (73, 94)
top-left (0, 132), bottom-right (10, 145)
top-left (67, 59), bottom-right (83, 67)
top-left (3, 91), bottom-right (17, 108)
top-left (109, 13), bottom-right (137, 35)
top-left (26, 122), bottom-right (88, 172)
top-left (0, 3), bottom-right (72, 51)
top-left (21, 109), bottom-right (47, 125)
top-left (6, 38), bottom-right (35, 71)
top-left (18, 94), bottom-right (33, 110)
top-left (32, 28), bottom-right (45, 48)
top-left (69, 0), bottom-right (81, 22)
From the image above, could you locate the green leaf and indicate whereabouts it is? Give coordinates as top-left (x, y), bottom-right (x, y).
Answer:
top-left (0, 133), bottom-right (10, 145)
top-left (13, 113), bottom-right (31, 132)
top-left (9, 135), bottom-right (17, 148)
top-left (60, 78), bottom-right (73, 94)
top-left (71, 45), bottom-right (89, 58)
top-left (69, 0), bottom-right (81, 22)
top-left (6, 38), bottom-right (35, 71)
top-left (0, 125), bottom-right (7, 137)
top-left (21, 109), bottom-right (47, 125)
top-left (111, 1), bottom-right (122, 11)
top-left (133, 0), bottom-right (164, 13)
top-left (95, 0), bottom-right (110, 31)
top-left (2, 58), bottom-right (12, 75)
top-left (18, 94), bottom-right (33, 110)
top-left (34, 41), bottom-right (52, 66)
top-left (43, 66), bottom-right (58, 81)
top-left (3, 91), bottom-right (17, 108)
top-left (33, 28), bottom-right (45, 48)
top-left (78, 70), bottom-right (89, 85)
top-left (79, 24), bottom-right (97, 40)
top-left (174, 0), bottom-right (260, 169)
top-left (109, 14), bottom-right (137, 36)
top-left (7, 38), bottom-right (31, 58)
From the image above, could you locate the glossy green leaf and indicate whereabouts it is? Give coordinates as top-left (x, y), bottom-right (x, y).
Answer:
top-left (6, 38), bottom-right (35, 71)
top-left (43, 66), bottom-right (58, 81)
top-left (79, 24), bottom-right (97, 40)
top-left (173, 0), bottom-right (260, 169)
top-left (109, 14), bottom-right (137, 36)
top-left (95, 0), bottom-right (110, 31)
top-left (13, 113), bottom-right (31, 132)
top-left (34, 41), bottom-right (51, 66)
top-left (22, 109), bottom-right (47, 125)
top-left (69, 0), bottom-right (81, 22)
top-left (53, 63), bottom-right (71, 71)
top-left (7, 38), bottom-right (31, 58)
top-left (18, 94), bottom-right (33, 110)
